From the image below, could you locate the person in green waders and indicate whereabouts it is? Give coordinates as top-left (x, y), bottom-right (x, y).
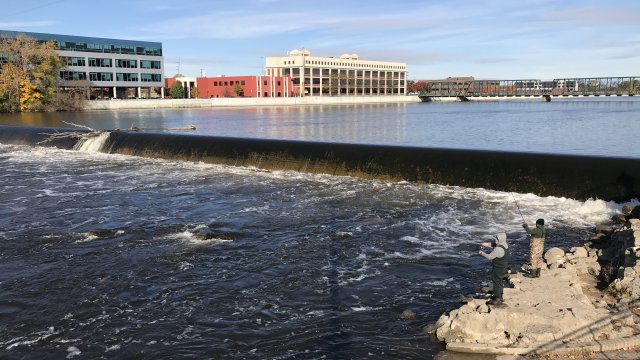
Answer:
top-left (522, 218), bottom-right (546, 278)
top-left (479, 233), bottom-right (509, 305)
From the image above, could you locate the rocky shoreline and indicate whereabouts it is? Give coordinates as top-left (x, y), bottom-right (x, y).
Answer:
top-left (431, 218), bottom-right (640, 357)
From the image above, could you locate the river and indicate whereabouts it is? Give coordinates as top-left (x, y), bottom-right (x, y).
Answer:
top-left (0, 99), bottom-right (638, 359)
top-left (1, 98), bottom-right (639, 158)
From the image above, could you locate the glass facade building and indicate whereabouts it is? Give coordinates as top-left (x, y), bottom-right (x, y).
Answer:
top-left (0, 30), bottom-right (165, 99)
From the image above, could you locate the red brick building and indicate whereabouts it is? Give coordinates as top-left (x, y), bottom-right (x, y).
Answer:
top-left (165, 75), bottom-right (298, 99)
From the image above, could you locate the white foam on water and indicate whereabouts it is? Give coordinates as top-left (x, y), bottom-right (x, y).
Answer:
top-left (1, 142), bottom-right (635, 255)
top-left (74, 132), bottom-right (111, 153)
top-left (5, 326), bottom-right (60, 350)
top-left (179, 261), bottom-right (194, 271)
top-left (400, 236), bottom-right (422, 243)
top-left (106, 344), bottom-right (121, 352)
top-left (351, 306), bottom-right (381, 312)
top-left (66, 346), bottom-right (81, 359)
top-left (230, 205), bottom-right (270, 214)
top-left (76, 234), bottom-right (98, 243)
top-left (386, 248), bottom-right (436, 260)
top-left (425, 277), bottom-right (455, 286)
top-left (165, 230), bottom-right (233, 246)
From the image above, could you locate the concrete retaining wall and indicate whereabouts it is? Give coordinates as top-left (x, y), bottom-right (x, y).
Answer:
top-left (86, 96), bottom-right (422, 110)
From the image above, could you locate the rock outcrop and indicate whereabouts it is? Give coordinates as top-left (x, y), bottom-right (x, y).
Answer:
top-left (432, 219), bottom-right (640, 356)
top-left (599, 219), bottom-right (640, 300)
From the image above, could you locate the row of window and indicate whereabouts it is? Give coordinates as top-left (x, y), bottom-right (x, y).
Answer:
top-left (57, 41), bottom-right (162, 56)
top-left (59, 71), bottom-right (162, 82)
top-left (291, 78), bottom-right (404, 86)
top-left (212, 80), bottom-right (246, 86)
top-left (280, 68), bottom-right (404, 77)
top-left (61, 57), bottom-right (161, 69)
top-left (282, 59), bottom-right (405, 70)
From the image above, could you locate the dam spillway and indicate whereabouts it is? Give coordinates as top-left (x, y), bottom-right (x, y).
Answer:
top-left (0, 124), bottom-right (638, 201)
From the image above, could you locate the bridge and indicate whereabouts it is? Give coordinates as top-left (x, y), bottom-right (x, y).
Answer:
top-left (417, 76), bottom-right (639, 101)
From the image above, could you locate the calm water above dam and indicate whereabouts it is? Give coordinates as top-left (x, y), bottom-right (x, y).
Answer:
top-left (1, 97), bottom-right (639, 158)
top-left (0, 99), bottom-right (638, 359)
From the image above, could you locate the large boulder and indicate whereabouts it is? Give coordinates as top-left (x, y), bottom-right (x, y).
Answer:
top-left (571, 246), bottom-right (589, 258)
top-left (544, 247), bottom-right (565, 265)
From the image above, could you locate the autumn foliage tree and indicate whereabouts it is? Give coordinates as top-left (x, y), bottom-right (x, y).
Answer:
top-left (411, 80), bottom-right (428, 93)
top-left (0, 34), bottom-right (71, 112)
top-left (190, 86), bottom-right (200, 98)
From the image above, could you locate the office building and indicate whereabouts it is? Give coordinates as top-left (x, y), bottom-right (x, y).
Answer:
top-left (0, 30), bottom-right (164, 99)
top-left (265, 49), bottom-right (407, 96)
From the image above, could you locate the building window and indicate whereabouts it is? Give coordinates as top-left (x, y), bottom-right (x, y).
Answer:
top-left (140, 73), bottom-right (161, 82)
top-left (264, 92), bottom-right (268, 97)
top-left (277, 81), bottom-right (281, 86)
top-left (50, 38), bottom-right (161, 56)
top-left (61, 56), bottom-right (86, 66)
top-left (241, 80), bottom-right (245, 85)
top-left (59, 71), bottom-right (87, 81)
top-left (88, 58), bottom-right (112, 67)
top-left (140, 60), bottom-right (161, 69)
top-left (214, 81), bottom-right (218, 86)
top-left (115, 72), bottom-right (138, 82)
top-left (263, 80), bottom-right (267, 85)
top-left (116, 59), bottom-right (137, 68)
top-left (89, 72), bottom-right (113, 81)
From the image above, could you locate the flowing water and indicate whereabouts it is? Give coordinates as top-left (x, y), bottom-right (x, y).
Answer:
top-left (0, 100), bottom-right (639, 359)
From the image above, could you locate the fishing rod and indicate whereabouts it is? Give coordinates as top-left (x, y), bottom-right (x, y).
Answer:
top-left (511, 193), bottom-right (525, 222)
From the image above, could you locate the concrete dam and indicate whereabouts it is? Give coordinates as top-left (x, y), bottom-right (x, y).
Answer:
top-left (0, 125), bottom-right (638, 201)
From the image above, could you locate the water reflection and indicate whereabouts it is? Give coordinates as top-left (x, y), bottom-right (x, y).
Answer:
top-left (1, 98), bottom-right (639, 157)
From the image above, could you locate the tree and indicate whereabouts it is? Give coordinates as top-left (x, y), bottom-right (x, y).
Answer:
top-left (233, 83), bottom-right (244, 97)
top-left (411, 80), bottom-right (428, 93)
top-left (190, 86), bottom-right (199, 98)
top-left (0, 64), bottom-right (24, 112)
top-left (406, 80), bottom-right (415, 94)
top-left (19, 79), bottom-right (42, 111)
top-left (0, 34), bottom-right (65, 112)
top-left (169, 81), bottom-right (184, 99)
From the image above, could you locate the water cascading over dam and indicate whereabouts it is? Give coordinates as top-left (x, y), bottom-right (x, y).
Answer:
top-left (0, 124), bottom-right (638, 201)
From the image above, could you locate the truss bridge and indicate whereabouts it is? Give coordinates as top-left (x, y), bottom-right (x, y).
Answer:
top-left (418, 77), bottom-right (639, 101)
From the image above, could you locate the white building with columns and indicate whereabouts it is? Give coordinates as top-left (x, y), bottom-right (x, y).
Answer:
top-left (265, 49), bottom-right (407, 97)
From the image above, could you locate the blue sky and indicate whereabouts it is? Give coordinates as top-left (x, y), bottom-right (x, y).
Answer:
top-left (1, 0), bottom-right (639, 80)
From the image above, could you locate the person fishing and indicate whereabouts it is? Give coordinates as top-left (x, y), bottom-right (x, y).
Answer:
top-left (522, 218), bottom-right (546, 278)
top-left (479, 233), bottom-right (510, 306)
